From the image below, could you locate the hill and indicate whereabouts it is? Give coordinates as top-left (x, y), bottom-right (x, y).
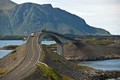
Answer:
top-left (0, 1), bottom-right (110, 35)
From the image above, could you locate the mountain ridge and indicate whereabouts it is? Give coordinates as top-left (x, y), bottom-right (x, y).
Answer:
top-left (0, 1), bottom-right (110, 35)
top-left (0, 0), bottom-right (17, 10)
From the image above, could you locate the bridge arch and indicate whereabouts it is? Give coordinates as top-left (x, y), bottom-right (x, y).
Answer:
top-left (38, 32), bottom-right (64, 56)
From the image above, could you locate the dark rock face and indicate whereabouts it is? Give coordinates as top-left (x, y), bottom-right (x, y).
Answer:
top-left (0, 1), bottom-right (110, 35)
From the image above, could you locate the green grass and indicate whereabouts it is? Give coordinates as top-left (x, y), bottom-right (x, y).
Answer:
top-left (13, 57), bottom-right (17, 61)
top-left (77, 65), bottom-right (93, 71)
top-left (38, 63), bottom-right (61, 80)
top-left (49, 44), bottom-right (57, 47)
top-left (62, 75), bottom-right (74, 80)
top-left (11, 50), bottom-right (16, 54)
top-left (0, 68), bottom-right (6, 75)
top-left (42, 44), bottom-right (56, 46)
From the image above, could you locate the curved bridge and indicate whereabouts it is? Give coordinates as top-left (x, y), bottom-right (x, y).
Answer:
top-left (38, 31), bottom-right (80, 56)
top-left (0, 31), bottom-right (80, 80)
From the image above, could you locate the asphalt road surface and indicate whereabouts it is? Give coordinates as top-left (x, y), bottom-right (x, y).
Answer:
top-left (1, 32), bottom-right (41, 80)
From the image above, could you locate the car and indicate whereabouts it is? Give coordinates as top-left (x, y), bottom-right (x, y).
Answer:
top-left (42, 28), bottom-right (46, 32)
top-left (31, 33), bottom-right (34, 37)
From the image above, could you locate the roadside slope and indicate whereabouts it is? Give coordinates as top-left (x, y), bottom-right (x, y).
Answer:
top-left (24, 45), bottom-right (94, 80)
top-left (0, 44), bottom-right (26, 75)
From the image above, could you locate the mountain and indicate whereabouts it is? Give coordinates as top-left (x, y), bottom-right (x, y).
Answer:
top-left (0, 1), bottom-right (110, 35)
top-left (0, 0), bottom-right (17, 10)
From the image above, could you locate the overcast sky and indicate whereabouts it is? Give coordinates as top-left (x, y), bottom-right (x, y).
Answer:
top-left (11, 0), bottom-right (120, 35)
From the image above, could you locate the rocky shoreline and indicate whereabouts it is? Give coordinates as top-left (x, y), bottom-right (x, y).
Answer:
top-left (0, 45), bottom-right (18, 50)
top-left (67, 57), bottom-right (120, 80)
top-left (93, 71), bottom-right (120, 80)
top-left (66, 56), bottom-right (120, 61)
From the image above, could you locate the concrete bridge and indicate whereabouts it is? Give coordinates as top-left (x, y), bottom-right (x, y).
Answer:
top-left (38, 31), bottom-right (80, 56)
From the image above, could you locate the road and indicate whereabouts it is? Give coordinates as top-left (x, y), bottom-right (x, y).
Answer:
top-left (1, 32), bottom-right (41, 80)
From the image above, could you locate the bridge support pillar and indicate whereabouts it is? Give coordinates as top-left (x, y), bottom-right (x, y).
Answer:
top-left (57, 43), bottom-right (63, 56)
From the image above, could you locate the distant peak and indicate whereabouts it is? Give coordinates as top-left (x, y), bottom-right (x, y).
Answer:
top-left (42, 4), bottom-right (52, 7)
top-left (0, 0), bottom-right (16, 3)
top-left (21, 3), bottom-right (53, 8)
top-left (0, 0), bottom-right (17, 10)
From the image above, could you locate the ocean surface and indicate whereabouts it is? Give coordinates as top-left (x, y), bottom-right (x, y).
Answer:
top-left (0, 50), bottom-right (13, 58)
top-left (41, 41), bottom-right (56, 45)
top-left (0, 40), bottom-right (25, 58)
top-left (78, 59), bottom-right (120, 71)
top-left (0, 40), bottom-right (26, 48)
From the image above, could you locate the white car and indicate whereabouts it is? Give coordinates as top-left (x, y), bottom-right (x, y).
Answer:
top-left (31, 33), bottom-right (34, 37)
